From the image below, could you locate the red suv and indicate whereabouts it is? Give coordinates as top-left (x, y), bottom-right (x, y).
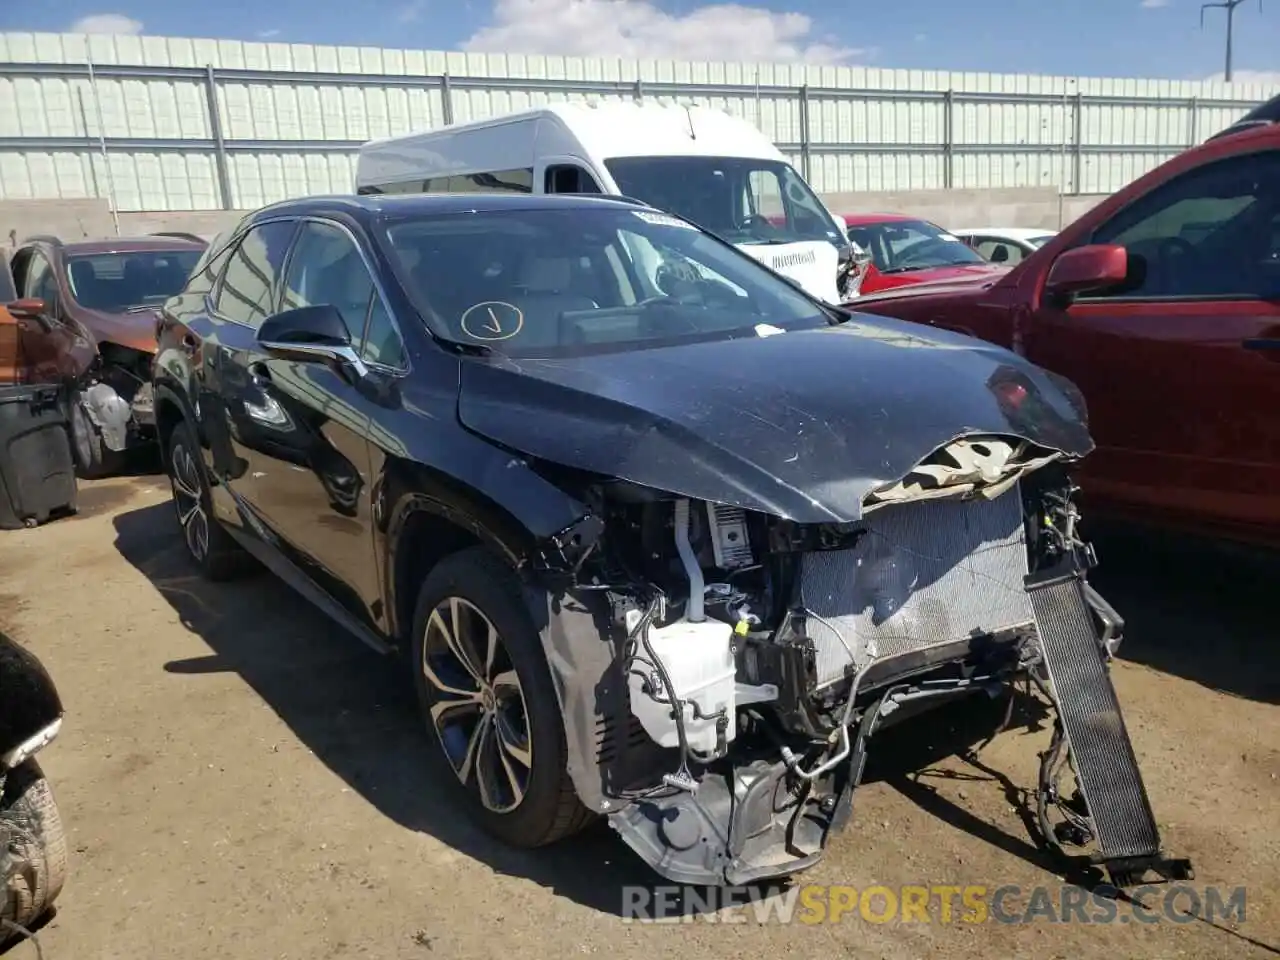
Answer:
top-left (852, 94), bottom-right (1280, 547)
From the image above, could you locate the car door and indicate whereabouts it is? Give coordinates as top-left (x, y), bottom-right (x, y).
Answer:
top-left (1026, 148), bottom-right (1280, 538)
top-left (226, 217), bottom-right (404, 628)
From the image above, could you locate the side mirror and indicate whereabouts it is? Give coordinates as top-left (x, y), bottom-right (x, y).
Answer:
top-left (1045, 244), bottom-right (1128, 298)
top-left (7, 297), bottom-right (48, 320)
top-left (257, 304), bottom-right (368, 380)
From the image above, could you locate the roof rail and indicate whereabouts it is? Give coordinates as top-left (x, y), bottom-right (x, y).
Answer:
top-left (582, 194), bottom-right (653, 208)
top-left (150, 231), bottom-right (207, 243)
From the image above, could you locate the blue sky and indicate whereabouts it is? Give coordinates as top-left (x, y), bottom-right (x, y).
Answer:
top-left (4, 0), bottom-right (1278, 81)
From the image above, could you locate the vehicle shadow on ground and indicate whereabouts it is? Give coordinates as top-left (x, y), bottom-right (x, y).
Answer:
top-left (1087, 525), bottom-right (1280, 705)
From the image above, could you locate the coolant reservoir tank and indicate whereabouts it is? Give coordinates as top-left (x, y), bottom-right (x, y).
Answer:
top-left (627, 619), bottom-right (737, 754)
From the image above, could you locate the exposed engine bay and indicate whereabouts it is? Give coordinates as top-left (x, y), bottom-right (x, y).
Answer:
top-left (76, 343), bottom-right (156, 454)
top-left (528, 433), bottom-right (1192, 889)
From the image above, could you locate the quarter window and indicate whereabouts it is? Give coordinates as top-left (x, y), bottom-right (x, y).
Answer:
top-left (1085, 151), bottom-right (1280, 300)
top-left (213, 221), bottom-right (297, 327)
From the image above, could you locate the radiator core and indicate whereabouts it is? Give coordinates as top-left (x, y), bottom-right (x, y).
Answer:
top-left (799, 486), bottom-right (1035, 688)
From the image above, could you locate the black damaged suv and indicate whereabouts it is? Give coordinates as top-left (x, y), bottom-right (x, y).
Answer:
top-left (153, 192), bottom-right (1185, 889)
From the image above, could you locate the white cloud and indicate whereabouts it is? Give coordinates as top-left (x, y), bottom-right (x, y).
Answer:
top-left (398, 0), bottom-right (428, 22)
top-left (462, 0), bottom-right (864, 64)
top-left (1140, 0), bottom-right (1170, 8)
top-left (68, 13), bottom-right (144, 35)
top-left (257, 28), bottom-right (281, 39)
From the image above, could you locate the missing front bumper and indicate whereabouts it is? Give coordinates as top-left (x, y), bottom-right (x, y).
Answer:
top-left (608, 756), bottom-right (837, 887)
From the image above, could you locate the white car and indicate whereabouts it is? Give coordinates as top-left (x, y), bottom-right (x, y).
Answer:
top-left (953, 227), bottom-right (1058, 266)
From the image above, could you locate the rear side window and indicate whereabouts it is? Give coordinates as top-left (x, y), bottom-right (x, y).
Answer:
top-left (213, 221), bottom-right (297, 327)
top-left (359, 168), bottom-right (534, 196)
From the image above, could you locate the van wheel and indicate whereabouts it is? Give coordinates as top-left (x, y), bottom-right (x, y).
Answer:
top-left (410, 547), bottom-right (593, 847)
top-left (67, 388), bottom-right (125, 480)
top-left (164, 420), bottom-right (253, 581)
top-left (0, 760), bottom-right (67, 939)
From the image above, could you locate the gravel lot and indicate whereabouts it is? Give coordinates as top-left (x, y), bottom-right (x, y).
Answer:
top-left (0, 471), bottom-right (1276, 959)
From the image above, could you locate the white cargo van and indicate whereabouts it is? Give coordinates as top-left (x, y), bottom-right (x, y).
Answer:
top-left (354, 102), bottom-right (860, 303)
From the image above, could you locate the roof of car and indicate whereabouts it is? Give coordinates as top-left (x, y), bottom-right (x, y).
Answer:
top-left (25, 235), bottom-right (206, 255)
top-left (249, 192), bottom-right (656, 224)
top-left (953, 227), bottom-right (1058, 241)
top-left (839, 213), bottom-right (923, 226)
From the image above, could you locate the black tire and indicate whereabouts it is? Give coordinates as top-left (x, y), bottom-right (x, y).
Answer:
top-left (66, 388), bottom-right (126, 480)
top-left (163, 420), bottom-right (253, 581)
top-left (410, 546), bottom-right (593, 848)
top-left (0, 760), bottom-right (67, 937)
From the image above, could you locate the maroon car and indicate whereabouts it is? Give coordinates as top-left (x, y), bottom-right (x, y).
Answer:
top-left (852, 94), bottom-right (1280, 548)
top-left (8, 234), bottom-right (205, 476)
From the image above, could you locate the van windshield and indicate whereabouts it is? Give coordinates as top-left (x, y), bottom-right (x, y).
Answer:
top-left (377, 205), bottom-right (832, 357)
top-left (603, 156), bottom-right (845, 249)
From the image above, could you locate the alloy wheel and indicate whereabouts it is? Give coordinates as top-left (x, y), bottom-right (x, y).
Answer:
top-left (169, 440), bottom-right (209, 562)
top-left (421, 596), bottom-right (533, 813)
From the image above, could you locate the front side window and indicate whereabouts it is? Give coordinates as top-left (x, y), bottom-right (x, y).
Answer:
top-left (65, 250), bottom-right (202, 311)
top-left (1085, 151), bottom-right (1280, 300)
top-left (213, 221), bottom-right (297, 328)
top-left (846, 219), bottom-right (988, 274)
top-left (974, 239), bottom-right (1023, 266)
top-left (604, 156), bottom-right (844, 248)
top-left (546, 165), bottom-right (602, 194)
top-left (23, 252), bottom-right (58, 303)
top-left (377, 205), bottom-right (830, 357)
top-left (280, 220), bottom-right (406, 368)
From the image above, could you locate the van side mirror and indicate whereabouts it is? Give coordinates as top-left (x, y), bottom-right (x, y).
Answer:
top-left (1045, 245), bottom-right (1128, 298)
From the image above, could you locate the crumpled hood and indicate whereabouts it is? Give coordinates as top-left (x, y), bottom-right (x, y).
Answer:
top-left (77, 305), bottom-right (161, 354)
top-left (457, 314), bottom-right (1093, 523)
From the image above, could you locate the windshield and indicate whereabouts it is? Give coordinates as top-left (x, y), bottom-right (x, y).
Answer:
top-left (602, 156), bottom-right (845, 249)
top-left (845, 219), bottom-right (987, 273)
top-left (378, 205), bottom-right (831, 357)
top-left (66, 250), bottom-right (202, 311)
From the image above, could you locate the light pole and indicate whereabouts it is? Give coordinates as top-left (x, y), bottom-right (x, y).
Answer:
top-left (1201, 0), bottom-right (1261, 83)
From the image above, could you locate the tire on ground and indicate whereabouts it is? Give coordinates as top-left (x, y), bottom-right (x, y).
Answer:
top-left (164, 419), bottom-right (255, 581)
top-left (410, 546), bottom-right (594, 848)
top-left (0, 760), bottom-right (67, 937)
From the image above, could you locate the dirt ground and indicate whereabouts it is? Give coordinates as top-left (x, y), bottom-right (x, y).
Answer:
top-left (0, 471), bottom-right (1276, 959)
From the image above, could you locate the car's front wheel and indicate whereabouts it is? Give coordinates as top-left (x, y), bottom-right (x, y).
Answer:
top-left (410, 547), bottom-right (592, 848)
top-left (66, 388), bottom-right (125, 480)
top-left (0, 760), bottom-right (67, 940)
top-left (164, 420), bottom-right (252, 581)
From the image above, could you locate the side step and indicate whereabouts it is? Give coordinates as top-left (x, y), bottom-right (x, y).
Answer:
top-left (1025, 568), bottom-right (1192, 887)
